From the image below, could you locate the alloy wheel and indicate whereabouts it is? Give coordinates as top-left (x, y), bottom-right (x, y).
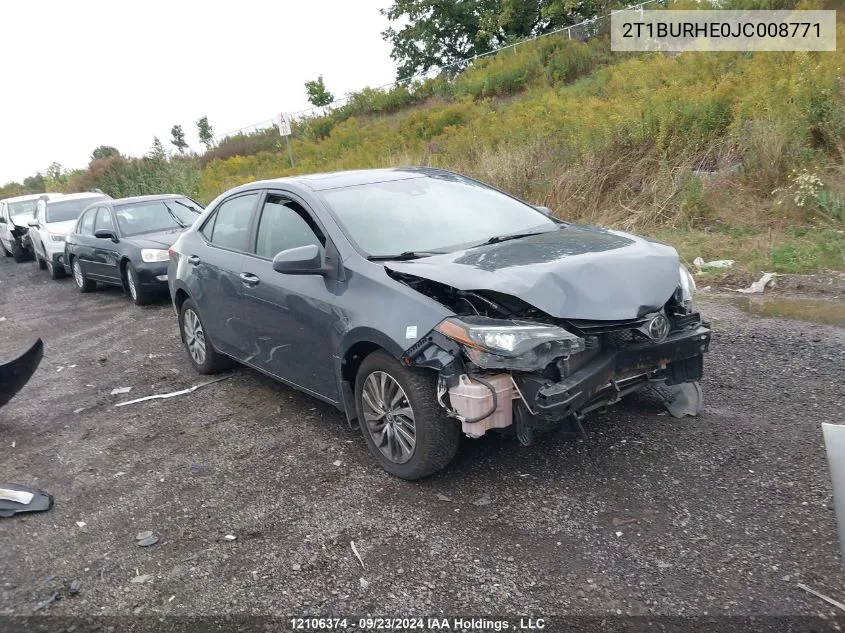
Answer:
top-left (73, 260), bottom-right (84, 288)
top-left (127, 271), bottom-right (137, 301)
top-left (182, 309), bottom-right (207, 365)
top-left (361, 371), bottom-right (417, 464)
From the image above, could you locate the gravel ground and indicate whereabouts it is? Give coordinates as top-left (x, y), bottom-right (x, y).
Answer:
top-left (1, 253), bottom-right (845, 625)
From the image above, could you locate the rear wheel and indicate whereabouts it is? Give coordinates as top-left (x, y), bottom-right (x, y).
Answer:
top-left (36, 255), bottom-right (47, 270)
top-left (125, 263), bottom-right (151, 306)
top-left (179, 298), bottom-right (232, 374)
top-left (355, 351), bottom-right (459, 480)
top-left (72, 257), bottom-right (96, 293)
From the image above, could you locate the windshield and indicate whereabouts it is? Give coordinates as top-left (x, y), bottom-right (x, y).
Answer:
top-left (114, 198), bottom-right (204, 236)
top-left (319, 174), bottom-right (556, 257)
top-left (8, 200), bottom-right (38, 218)
top-left (46, 197), bottom-right (108, 223)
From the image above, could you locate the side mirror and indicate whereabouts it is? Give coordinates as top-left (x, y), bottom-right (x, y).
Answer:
top-left (94, 229), bottom-right (118, 242)
top-left (272, 244), bottom-right (330, 276)
top-left (27, 219), bottom-right (39, 227)
top-left (534, 205), bottom-right (553, 217)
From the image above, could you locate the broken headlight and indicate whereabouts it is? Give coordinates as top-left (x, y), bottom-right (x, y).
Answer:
top-left (679, 265), bottom-right (696, 311)
top-left (434, 316), bottom-right (585, 371)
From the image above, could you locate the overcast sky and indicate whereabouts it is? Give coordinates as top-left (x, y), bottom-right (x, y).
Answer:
top-left (0, 0), bottom-right (396, 184)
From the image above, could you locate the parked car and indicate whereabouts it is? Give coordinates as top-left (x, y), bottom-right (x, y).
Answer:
top-left (64, 194), bottom-right (204, 305)
top-left (168, 168), bottom-right (710, 480)
top-left (29, 192), bottom-right (111, 279)
top-left (0, 193), bottom-right (64, 262)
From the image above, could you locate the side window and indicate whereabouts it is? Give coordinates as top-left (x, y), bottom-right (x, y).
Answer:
top-left (254, 196), bottom-right (324, 259)
top-left (205, 193), bottom-right (258, 251)
top-left (93, 208), bottom-right (113, 234)
top-left (79, 209), bottom-right (96, 235)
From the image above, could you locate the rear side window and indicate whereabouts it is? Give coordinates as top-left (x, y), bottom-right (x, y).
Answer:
top-left (204, 193), bottom-right (257, 252)
top-left (254, 197), bottom-right (324, 259)
top-left (78, 209), bottom-right (96, 235)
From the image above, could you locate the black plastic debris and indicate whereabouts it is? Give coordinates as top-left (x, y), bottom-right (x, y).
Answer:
top-left (0, 338), bottom-right (44, 409)
top-left (0, 483), bottom-right (54, 518)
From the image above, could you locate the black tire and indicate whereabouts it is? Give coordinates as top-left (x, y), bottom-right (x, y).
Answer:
top-left (355, 351), bottom-right (459, 480)
top-left (125, 262), bottom-right (152, 306)
top-left (11, 239), bottom-right (27, 263)
top-left (71, 257), bottom-right (96, 293)
top-left (47, 257), bottom-right (64, 280)
top-left (179, 298), bottom-right (232, 374)
top-left (37, 255), bottom-right (47, 270)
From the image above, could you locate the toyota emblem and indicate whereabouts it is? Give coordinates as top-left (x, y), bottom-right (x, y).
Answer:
top-left (647, 314), bottom-right (670, 342)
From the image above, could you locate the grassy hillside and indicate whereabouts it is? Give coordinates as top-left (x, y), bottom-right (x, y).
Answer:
top-left (64, 19), bottom-right (845, 275)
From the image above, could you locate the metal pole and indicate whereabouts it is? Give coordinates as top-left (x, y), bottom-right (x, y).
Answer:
top-left (285, 135), bottom-right (295, 169)
top-left (822, 423), bottom-right (845, 567)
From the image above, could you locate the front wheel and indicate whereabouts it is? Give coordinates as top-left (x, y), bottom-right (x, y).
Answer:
top-left (71, 257), bottom-right (96, 293)
top-left (36, 254), bottom-right (47, 270)
top-left (179, 298), bottom-right (232, 374)
top-left (355, 351), bottom-right (459, 480)
top-left (125, 263), bottom-right (152, 306)
top-left (47, 257), bottom-right (64, 280)
top-left (11, 239), bottom-right (27, 263)
top-left (0, 240), bottom-right (10, 257)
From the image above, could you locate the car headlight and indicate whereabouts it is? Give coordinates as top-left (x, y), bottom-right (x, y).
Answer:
top-left (679, 265), bottom-right (696, 310)
top-left (141, 249), bottom-right (169, 263)
top-left (434, 316), bottom-right (585, 371)
top-left (49, 233), bottom-right (66, 242)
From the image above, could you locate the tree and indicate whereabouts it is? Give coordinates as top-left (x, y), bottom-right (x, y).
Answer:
top-left (91, 145), bottom-right (120, 162)
top-left (22, 172), bottom-right (45, 193)
top-left (381, 0), bottom-right (607, 78)
top-left (170, 125), bottom-right (188, 153)
top-left (196, 116), bottom-right (215, 150)
top-left (305, 75), bottom-right (335, 109)
top-left (150, 137), bottom-right (166, 160)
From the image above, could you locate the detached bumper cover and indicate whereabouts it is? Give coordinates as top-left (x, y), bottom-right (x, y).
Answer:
top-left (523, 326), bottom-right (711, 419)
top-left (0, 339), bottom-right (43, 409)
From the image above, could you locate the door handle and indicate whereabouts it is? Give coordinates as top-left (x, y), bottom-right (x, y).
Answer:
top-left (187, 255), bottom-right (201, 265)
top-left (240, 272), bottom-right (260, 287)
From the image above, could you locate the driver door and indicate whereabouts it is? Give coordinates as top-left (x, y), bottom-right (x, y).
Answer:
top-left (238, 191), bottom-right (340, 401)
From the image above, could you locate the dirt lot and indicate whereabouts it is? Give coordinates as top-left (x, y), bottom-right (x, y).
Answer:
top-left (1, 252), bottom-right (845, 625)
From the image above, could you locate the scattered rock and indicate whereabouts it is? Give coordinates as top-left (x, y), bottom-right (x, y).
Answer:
top-left (436, 493), bottom-right (452, 502)
top-left (135, 531), bottom-right (153, 541)
top-left (110, 387), bottom-right (132, 395)
top-left (130, 574), bottom-right (152, 584)
top-left (332, 460), bottom-right (342, 467)
top-left (75, 521), bottom-right (86, 528)
top-left (223, 534), bottom-right (236, 542)
top-left (33, 592), bottom-right (58, 611)
top-left (612, 517), bottom-right (638, 527)
top-left (292, 563), bottom-right (302, 571)
top-left (473, 496), bottom-right (492, 507)
top-left (359, 578), bottom-right (369, 589)
top-left (68, 580), bottom-right (82, 595)
top-left (137, 535), bottom-right (158, 547)
top-left (657, 562), bottom-right (673, 569)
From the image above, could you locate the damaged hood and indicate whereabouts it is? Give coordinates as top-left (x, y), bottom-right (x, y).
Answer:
top-left (386, 224), bottom-right (681, 320)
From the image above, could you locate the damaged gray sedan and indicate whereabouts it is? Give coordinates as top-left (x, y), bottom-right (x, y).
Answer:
top-left (168, 168), bottom-right (710, 480)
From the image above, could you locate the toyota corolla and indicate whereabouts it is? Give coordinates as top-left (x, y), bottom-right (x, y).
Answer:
top-left (168, 168), bottom-right (710, 480)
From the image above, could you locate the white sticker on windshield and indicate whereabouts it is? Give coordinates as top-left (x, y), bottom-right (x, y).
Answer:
top-left (405, 326), bottom-right (418, 340)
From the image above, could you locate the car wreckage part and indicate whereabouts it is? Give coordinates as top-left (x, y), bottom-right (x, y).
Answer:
top-left (0, 483), bottom-right (53, 518)
top-left (0, 338), bottom-right (44, 409)
top-left (447, 373), bottom-right (515, 438)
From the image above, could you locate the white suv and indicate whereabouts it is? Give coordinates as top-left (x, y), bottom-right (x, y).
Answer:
top-left (0, 193), bottom-right (64, 262)
top-left (28, 192), bottom-right (111, 278)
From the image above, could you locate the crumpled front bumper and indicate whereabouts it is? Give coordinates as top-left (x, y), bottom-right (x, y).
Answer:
top-left (517, 326), bottom-right (711, 420)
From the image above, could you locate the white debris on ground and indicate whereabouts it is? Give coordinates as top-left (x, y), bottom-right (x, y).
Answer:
top-left (694, 257), bottom-right (735, 271)
top-left (732, 272), bottom-right (776, 294)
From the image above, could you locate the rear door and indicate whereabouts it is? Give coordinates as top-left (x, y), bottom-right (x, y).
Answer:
top-left (238, 190), bottom-right (340, 400)
top-left (188, 191), bottom-right (261, 360)
top-left (91, 207), bottom-right (121, 282)
top-left (71, 208), bottom-right (98, 274)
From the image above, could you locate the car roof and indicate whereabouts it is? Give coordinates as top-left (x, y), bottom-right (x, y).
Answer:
top-left (109, 194), bottom-right (189, 206)
top-left (46, 192), bottom-right (109, 204)
top-left (247, 167), bottom-right (441, 193)
top-left (2, 192), bottom-right (64, 204)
